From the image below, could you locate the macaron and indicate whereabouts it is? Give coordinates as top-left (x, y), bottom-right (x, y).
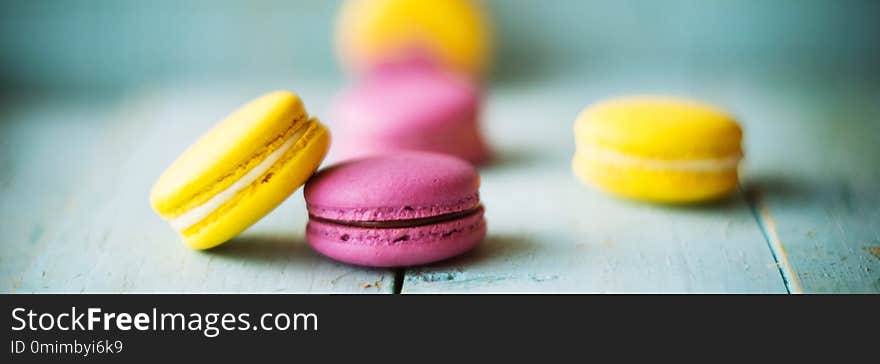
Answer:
top-left (572, 95), bottom-right (743, 203)
top-left (304, 152), bottom-right (486, 267)
top-left (151, 91), bottom-right (330, 250)
top-left (335, 0), bottom-right (492, 78)
top-left (331, 63), bottom-right (490, 164)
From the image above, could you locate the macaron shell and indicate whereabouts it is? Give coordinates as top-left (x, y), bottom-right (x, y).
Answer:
top-left (151, 91), bottom-right (307, 216)
top-left (183, 120), bottom-right (330, 249)
top-left (333, 123), bottom-right (490, 166)
top-left (331, 65), bottom-right (490, 164)
top-left (335, 64), bottom-right (479, 132)
top-left (307, 209), bottom-right (486, 267)
top-left (575, 96), bottom-right (742, 159)
top-left (572, 153), bottom-right (739, 203)
top-left (335, 0), bottom-right (491, 78)
top-left (305, 152), bottom-right (480, 222)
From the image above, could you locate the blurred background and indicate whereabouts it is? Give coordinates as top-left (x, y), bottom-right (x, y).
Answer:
top-left (1, 1), bottom-right (879, 293)
top-left (2, 0), bottom-right (879, 96)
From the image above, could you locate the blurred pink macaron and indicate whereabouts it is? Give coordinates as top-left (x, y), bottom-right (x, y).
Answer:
top-left (304, 151), bottom-right (486, 267)
top-left (330, 62), bottom-right (491, 165)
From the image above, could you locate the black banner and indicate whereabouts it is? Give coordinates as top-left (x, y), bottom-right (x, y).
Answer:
top-left (4, 294), bottom-right (877, 362)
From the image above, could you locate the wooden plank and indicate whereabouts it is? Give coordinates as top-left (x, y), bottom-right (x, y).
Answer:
top-left (729, 81), bottom-right (880, 293)
top-left (5, 68), bottom-right (875, 293)
top-left (402, 82), bottom-right (787, 293)
top-left (0, 85), bottom-right (395, 293)
top-left (0, 94), bottom-right (130, 292)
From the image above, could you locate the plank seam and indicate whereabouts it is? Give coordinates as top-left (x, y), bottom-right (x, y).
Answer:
top-left (744, 186), bottom-right (803, 294)
top-left (393, 269), bottom-right (404, 294)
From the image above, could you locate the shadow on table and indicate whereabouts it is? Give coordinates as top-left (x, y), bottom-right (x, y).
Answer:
top-left (204, 234), bottom-right (318, 264)
top-left (412, 233), bottom-right (539, 271)
top-left (740, 174), bottom-right (811, 208)
top-left (638, 174), bottom-right (815, 212)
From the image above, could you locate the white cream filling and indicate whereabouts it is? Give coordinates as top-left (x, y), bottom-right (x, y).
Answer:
top-left (167, 128), bottom-right (305, 232)
top-left (577, 144), bottom-right (741, 172)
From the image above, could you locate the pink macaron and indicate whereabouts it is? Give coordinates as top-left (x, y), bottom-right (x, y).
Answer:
top-left (331, 62), bottom-right (491, 164)
top-left (304, 151), bottom-right (487, 267)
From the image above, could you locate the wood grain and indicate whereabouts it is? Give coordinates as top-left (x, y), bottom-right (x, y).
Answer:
top-left (402, 82), bottom-right (787, 293)
top-left (729, 80), bottom-right (880, 293)
top-left (2, 65), bottom-right (876, 293)
top-left (0, 87), bottom-right (394, 293)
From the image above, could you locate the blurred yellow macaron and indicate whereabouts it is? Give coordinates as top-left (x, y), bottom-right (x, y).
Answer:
top-left (335, 0), bottom-right (492, 78)
top-left (572, 96), bottom-right (743, 203)
top-left (150, 91), bottom-right (330, 250)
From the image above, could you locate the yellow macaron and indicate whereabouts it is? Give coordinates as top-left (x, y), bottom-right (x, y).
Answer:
top-left (150, 91), bottom-right (330, 250)
top-left (572, 96), bottom-right (743, 203)
top-left (335, 0), bottom-right (492, 78)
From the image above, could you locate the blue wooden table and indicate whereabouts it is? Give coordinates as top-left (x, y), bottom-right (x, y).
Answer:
top-left (1, 65), bottom-right (878, 293)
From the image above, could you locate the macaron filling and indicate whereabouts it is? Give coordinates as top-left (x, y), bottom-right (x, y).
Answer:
top-left (576, 144), bottom-right (741, 172)
top-left (309, 205), bottom-right (484, 229)
top-left (166, 125), bottom-right (308, 232)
